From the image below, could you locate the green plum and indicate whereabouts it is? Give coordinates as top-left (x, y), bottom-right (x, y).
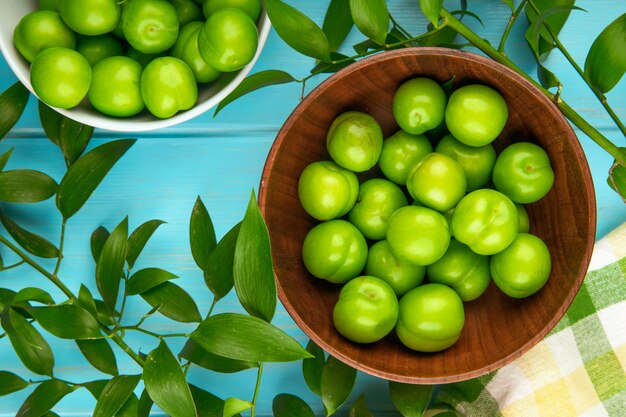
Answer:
top-left (170, 0), bottom-right (203, 25)
top-left (140, 57), bottom-right (198, 118)
top-left (333, 276), bottom-right (399, 343)
top-left (203, 0), bottom-right (262, 21)
top-left (88, 56), bottom-right (144, 117)
top-left (171, 22), bottom-right (221, 83)
top-left (13, 10), bottom-right (76, 63)
top-left (378, 130), bottom-right (433, 185)
top-left (326, 111), bottom-right (383, 172)
top-left (76, 34), bottom-right (123, 66)
top-left (122, 0), bottom-right (180, 54)
top-left (302, 220), bottom-right (368, 284)
top-left (435, 134), bottom-right (496, 192)
top-left (365, 240), bottom-right (425, 297)
top-left (59, 0), bottom-right (120, 35)
top-left (393, 77), bottom-right (447, 135)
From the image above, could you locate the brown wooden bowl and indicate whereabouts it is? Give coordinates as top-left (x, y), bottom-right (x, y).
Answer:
top-left (258, 47), bottom-right (596, 384)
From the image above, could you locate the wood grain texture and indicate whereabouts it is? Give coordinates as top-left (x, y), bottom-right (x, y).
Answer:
top-left (259, 48), bottom-right (596, 384)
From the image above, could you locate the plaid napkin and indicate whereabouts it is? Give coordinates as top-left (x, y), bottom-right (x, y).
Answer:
top-left (436, 222), bottom-right (626, 417)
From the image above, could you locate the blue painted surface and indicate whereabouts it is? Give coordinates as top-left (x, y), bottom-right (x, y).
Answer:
top-left (1, 1), bottom-right (625, 416)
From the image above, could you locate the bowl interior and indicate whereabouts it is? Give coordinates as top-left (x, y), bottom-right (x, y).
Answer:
top-left (259, 48), bottom-right (596, 384)
top-left (0, 0), bottom-right (270, 132)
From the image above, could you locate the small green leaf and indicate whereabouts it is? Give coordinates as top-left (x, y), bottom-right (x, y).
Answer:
top-left (91, 226), bottom-right (110, 263)
top-left (28, 305), bottom-right (102, 339)
top-left (419, 0), bottom-right (443, 28)
top-left (2, 307), bottom-right (54, 376)
top-left (0, 82), bottom-right (29, 140)
top-left (0, 288), bottom-right (17, 310)
top-left (189, 385), bottom-right (229, 417)
top-left (144, 340), bottom-right (197, 417)
top-left (93, 375), bottom-right (141, 417)
top-left (310, 52), bottom-right (356, 75)
top-left (127, 219), bottom-right (165, 269)
top-left (233, 191), bottom-right (276, 322)
top-left (95, 299), bottom-right (118, 326)
top-left (450, 10), bottom-right (483, 26)
top-left (584, 13), bottom-right (626, 94)
top-left (116, 394), bottom-right (139, 417)
top-left (190, 197), bottom-right (217, 272)
top-left (608, 153), bottom-right (626, 202)
top-left (0, 147), bottom-right (13, 170)
top-left (302, 339), bottom-right (325, 396)
top-left (0, 371), bottom-right (29, 396)
top-left (78, 284), bottom-right (99, 319)
top-left (501, 0), bottom-right (514, 12)
top-left (127, 268), bottom-right (179, 296)
top-left (353, 38), bottom-right (378, 54)
top-left (76, 338), bottom-right (118, 375)
top-left (56, 139), bottom-right (136, 219)
top-left (389, 381), bottom-right (433, 417)
top-left (84, 380), bottom-right (110, 399)
top-left (191, 313), bottom-right (313, 362)
top-left (349, 0), bottom-right (389, 45)
top-left (525, 1), bottom-right (582, 58)
top-left (0, 170), bottom-right (58, 203)
top-left (12, 288), bottom-right (54, 306)
top-left (323, 0), bottom-right (353, 51)
top-left (221, 398), bottom-right (252, 417)
top-left (417, 26), bottom-right (458, 47)
top-left (215, 70), bottom-right (297, 116)
top-left (0, 211), bottom-right (59, 258)
top-left (140, 281), bottom-right (202, 323)
top-left (137, 389), bottom-right (154, 417)
top-left (204, 222), bottom-right (240, 300)
top-left (96, 217), bottom-right (128, 309)
top-left (266, 0), bottom-right (331, 61)
top-left (537, 61), bottom-right (561, 89)
top-left (179, 339), bottom-right (258, 374)
top-left (273, 394), bottom-right (315, 417)
top-left (16, 380), bottom-right (74, 417)
top-left (38, 101), bottom-right (94, 166)
top-left (321, 356), bottom-right (357, 416)
top-left (350, 395), bottom-right (374, 417)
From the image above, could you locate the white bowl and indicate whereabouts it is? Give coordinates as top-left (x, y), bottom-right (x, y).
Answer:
top-left (0, 0), bottom-right (270, 132)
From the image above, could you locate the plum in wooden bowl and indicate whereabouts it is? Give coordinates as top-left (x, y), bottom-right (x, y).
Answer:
top-left (258, 47), bottom-right (596, 384)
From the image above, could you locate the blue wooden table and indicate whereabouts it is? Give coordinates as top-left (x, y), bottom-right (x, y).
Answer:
top-left (1, 1), bottom-right (625, 416)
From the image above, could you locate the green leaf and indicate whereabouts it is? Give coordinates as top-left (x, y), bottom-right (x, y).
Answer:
top-left (38, 101), bottom-right (94, 166)
top-left (419, 0), bottom-right (443, 28)
top-left (28, 305), bottom-right (102, 339)
top-left (323, 0), bottom-right (353, 51)
top-left (389, 381), bottom-right (432, 417)
top-left (321, 356), bottom-right (357, 416)
top-left (140, 281), bottom-right (202, 323)
top-left (84, 380), bottom-right (110, 399)
top-left (584, 13), bottom-right (626, 94)
top-left (96, 217), bottom-right (128, 309)
top-left (93, 375), bottom-right (141, 417)
top-left (525, 1), bottom-right (581, 58)
top-left (425, 412), bottom-right (460, 417)
top-left (302, 339), bottom-right (325, 396)
top-left (0, 288), bottom-right (17, 310)
top-left (2, 307), bottom-right (54, 376)
top-left (417, 26), bottom-right (458, 47)
top-left (0, 82), bottom-right (29, 140)
top-left (204, 222), bottom-right (240, 300)
top-left (189, 385), bottom-right (229, 417)
top-left (127, 267), bottom-right (179, 296)
top-left (137, 389), bottom-right (154, 417)
top-left (0, 211), bottom-right (59, 258)
top-left (222, 398), bottom-right (252, 417)
top-left (12, 288), bottom-right (54, 306)
top-left (0, 371), bottom-right (29, 396)
top-left (233, 191), bottom-right (276, 322)
top-left (144, 340), bottom-right (197, 417)
top-left (310, 52), bottom-right (356, 75)
top-left (190, 197), bottom-right (217, 272)
top-left (349, 0), bottom-right (389, 45)
top-left (16, 379), bottom-right (74, 417)
top-left (76, 338), bottom-right (118, 375)
top-left (56, 138), bottom-right (136, 219)
top-left (191, 313), bottom-right (313, 362)
top-left (608, 153), bottom-right (626, 202)
top-left (0, 170), bottom-right (58, 203)
top-left (127, 219), bottom-right (165, 269)
top-left (116, 394), bottom-right (139, 417)
top-left (91, 226), bottom-right (110, 263)
top-left (501, 0), bottom-right (514, 12)
top-left (350, 395), bottom-right (374, 417)
top-left (0, 147), bottom-right (13, 170)
top-left (179, 339), bottom-right (258, 374)
top-left (273, 394), bottom-right (315, 417)
top-left (215, 70), bottom-right (297, 116)
top-left (78, 284), bottom-right (99, 319)
top-left (266, 0), bottom-right (331, 61)
top-left (537, 61), bottom-right (561, 89)
top-left (95, 299), bottom-right (118, 326)
top-left (450, 10), bottom-right (483, 26)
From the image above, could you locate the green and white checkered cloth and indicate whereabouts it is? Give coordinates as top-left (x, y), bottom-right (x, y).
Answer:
top-left (437, 222), bottom-right (626, 417)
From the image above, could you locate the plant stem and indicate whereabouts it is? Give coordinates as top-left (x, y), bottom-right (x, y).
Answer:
top-left (51, 220), bottom-right (66, 278)
top-left (498, 0), bottom-right (528, 53)
top-left (250, 363), bottom-right (264, 417)
top-left (0, 260), bottom-right (25, 271)
top-left (120, 326), bottom-right (189, 340)
top-left (207, 295), bottom-right (218, 317)
top-left (441, 8), bottom-right (626, 164)
top-left (390, 13), bottom-right (414, 40)
top-left (525, 0), bottom-right (626, 139)
top-left (0, 235), bottom-right (75, 300)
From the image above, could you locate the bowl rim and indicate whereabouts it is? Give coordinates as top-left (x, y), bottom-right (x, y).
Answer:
top-left (259, 46), bottom-right (597, 383)
top-left (0, 4), bottom-right (271, 132)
